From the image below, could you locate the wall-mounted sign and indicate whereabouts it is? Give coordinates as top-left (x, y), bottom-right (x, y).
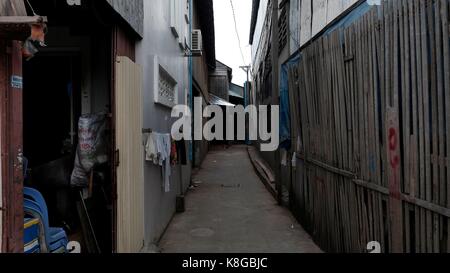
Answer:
top-left (11, 76), bottom-right (23, 89)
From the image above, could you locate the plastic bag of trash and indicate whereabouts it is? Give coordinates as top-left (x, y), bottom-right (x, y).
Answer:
top-left (71, 153), bottom-right (88, 188)
top-left (71, 113), bottom-right (109, 188)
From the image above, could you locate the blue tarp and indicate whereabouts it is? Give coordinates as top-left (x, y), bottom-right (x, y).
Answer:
top-left (279, 52), bottom-right (301, 150)
top-left (279, 0), bottom-right (376, 150)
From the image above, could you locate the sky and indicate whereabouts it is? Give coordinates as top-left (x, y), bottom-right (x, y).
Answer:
top-left (213, 0), bottom-right (253, 86)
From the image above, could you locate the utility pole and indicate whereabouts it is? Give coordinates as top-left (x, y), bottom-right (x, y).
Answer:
top-left (271, 0), bottom-right (282, 205)
top-left (240, 65), bottom-right (251, 145)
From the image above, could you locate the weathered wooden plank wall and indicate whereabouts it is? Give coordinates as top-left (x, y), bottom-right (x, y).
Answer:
top-left (291, 0), bottom-right (450, 253)
top-left (299, 0), bottom-right (360, 46)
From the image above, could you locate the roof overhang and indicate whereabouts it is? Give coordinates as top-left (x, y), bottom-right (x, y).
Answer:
top-left (196, 0), bottom-right (216, 69)
top-left (249, 0), bottom-right (260, 44)
top-left (0, 16), bottom-right (47, 40)
top-left (229, 90), bottom-right (244, 99)
top-left (105, 0), bottom-right (144, 38)
top-left (209, 94), bottom-right (235, 107)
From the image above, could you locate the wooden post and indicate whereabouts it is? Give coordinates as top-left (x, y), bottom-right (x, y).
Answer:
top-left (386, 108), bottom-right (403, 253)
top-left (0, 40), bottom-right (24, 253)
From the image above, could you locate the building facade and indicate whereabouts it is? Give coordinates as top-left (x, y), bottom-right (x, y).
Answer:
top-left (209, 60), bottom-right (232, 101)
top-left (0, 0), bottom-right (216, 253)
top-left (136, 0), bottom-right (192, 250)
top-left (249, 0), bottom-right (363, 201)
top-left (191, 0), bottom-right (216, 168)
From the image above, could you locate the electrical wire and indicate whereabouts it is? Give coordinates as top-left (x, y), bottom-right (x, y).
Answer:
top-left (229, 0), bottom-right (248, 67)
top-left (25, 0), bottom-right (37, 16)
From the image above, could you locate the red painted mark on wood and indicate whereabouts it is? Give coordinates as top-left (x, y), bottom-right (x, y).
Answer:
top-left (388, 128), bottom-right (397, 151)
top-left (388, 128), bottom-right (400, 168)
top-left (388, 128), bottom-right (400, 169)
top-left (388, 127), bottom-right (401, 200)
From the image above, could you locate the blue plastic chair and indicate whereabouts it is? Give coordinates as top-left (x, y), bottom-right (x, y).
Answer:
top-left (24, 199), bottom-right (68, 253)
top-left (24, 188), bottom-right (68, 253)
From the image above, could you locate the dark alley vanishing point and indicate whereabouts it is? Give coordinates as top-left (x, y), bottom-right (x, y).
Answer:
top-left (159, 146), bottom-right (322, 253)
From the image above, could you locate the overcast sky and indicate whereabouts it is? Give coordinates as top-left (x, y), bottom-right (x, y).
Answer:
top-left (213, 0), bottom-right (252, 86)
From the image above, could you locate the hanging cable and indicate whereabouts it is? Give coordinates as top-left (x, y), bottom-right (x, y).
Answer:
top-left (25, 0), bottom-right (38, 16)
top-left (229, 0), bottom-right (248, 67)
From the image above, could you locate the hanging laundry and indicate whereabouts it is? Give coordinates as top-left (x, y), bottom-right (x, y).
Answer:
top-left (176, 140), bottom-right (188, 165)
top-left (145, 133), bottom-right (158, 164)
top-left (145, 132), bottom-right (172, 193)
top-left (171, 140), bottom-right (178, 165)
top-left (153, 133), bottom-right (163, 166)
top-left (170, 140), bottom-right (188, 166)
top-left (161, 134), bottom-right (172, 193)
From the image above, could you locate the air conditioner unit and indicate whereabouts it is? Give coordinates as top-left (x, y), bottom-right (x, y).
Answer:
top-left (191, 29), bottom-right (202, 56)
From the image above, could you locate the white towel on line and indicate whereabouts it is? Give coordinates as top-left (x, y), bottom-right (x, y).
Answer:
top-left (145, 133), bottom-right (158, 164)
top-left (145, 132), bottom-right (172, 193)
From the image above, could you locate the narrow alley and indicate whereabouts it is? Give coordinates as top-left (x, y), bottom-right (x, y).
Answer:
top-left (1, 0), bottom-right (450, 259)
top-left (159, 146), bottom-right (321, 253)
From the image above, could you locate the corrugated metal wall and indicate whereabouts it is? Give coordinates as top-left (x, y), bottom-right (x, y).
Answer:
top-left (115, 56), bottom-right (144, 253)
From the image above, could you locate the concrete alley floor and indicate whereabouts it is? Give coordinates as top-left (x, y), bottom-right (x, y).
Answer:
top-left (159, 145), bottom-right (322, 253)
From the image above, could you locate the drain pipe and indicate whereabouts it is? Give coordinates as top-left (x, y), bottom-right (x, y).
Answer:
top-left (189, 0), bottom-right (194, 164)
top-left (176, 0), bottom-right (194, 213)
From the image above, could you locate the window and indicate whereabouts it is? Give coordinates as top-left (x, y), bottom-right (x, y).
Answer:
top-left (158, 68), bottom-right (177, 106)
top-left (152, 56), bottom-right (178, 108)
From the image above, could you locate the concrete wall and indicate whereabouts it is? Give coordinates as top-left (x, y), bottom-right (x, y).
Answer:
top-left (106, 0), bottom-right (144, 37)
top-left (135, 0), bottom-right (191, 246)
